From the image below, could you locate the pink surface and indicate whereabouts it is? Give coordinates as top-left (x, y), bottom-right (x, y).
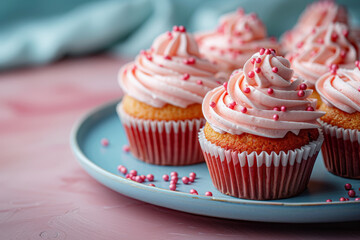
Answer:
top-left (1, 56), bottom-right (360, 239)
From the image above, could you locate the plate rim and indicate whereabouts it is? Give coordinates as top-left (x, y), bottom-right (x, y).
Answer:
top-left (70, 100), bottom-right (360, 208)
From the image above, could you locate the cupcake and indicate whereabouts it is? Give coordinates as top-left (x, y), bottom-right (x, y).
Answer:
top-left (117, 26), bottom-right (224, 165)
top-left (281, 0), bottom-right (348, 54)
top-left (316, 64), bottom-right (360, 178)
top-left (196, 8), bottom-right (279, 76)
top-left (199, 48), bottom-right (325, 200)
top-left (289, 23), bottom-right (359, 106)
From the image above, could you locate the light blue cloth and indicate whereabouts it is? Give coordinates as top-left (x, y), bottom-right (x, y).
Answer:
top-left (0, 0), bottom-right (359, 69)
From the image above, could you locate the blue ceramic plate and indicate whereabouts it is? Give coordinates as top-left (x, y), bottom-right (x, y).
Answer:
top-left (70, 100), bottom-right (360, 223)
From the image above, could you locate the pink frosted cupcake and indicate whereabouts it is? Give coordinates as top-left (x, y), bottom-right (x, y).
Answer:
top-left (281, 0), bottom-right (348, 53)
top-left (316, 65), bottom-right (360, 178)
top-left (117, 26), bottom-right (224, 165)
top-left (199, 48), bottom-right (325, 200)
top-left (196, 8), bottom-right (279, 76)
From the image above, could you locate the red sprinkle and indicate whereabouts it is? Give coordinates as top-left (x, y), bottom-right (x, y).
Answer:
top-left (272, 67), bottom-right (278, 73)
top-left (223, 82), bottom-right (228, 91)
top-left (101, 138), bottom-right (109, 147)
top-left (197, 80), bottom-right (203, 85)
top-left (173, 25), bottom-right (179, 32)
top-left (267, 88), bottom-right (274, 94)
top-left (248, 71), bottom-right (255, 78)
top-left (296, 41), bottom-right (304, 48)
top-left (187, 57), bottom-right (196, 64)
top-left (164, 55), bottom-right (172, 60)
top-left (299, 83), bottom-right (307, 90)
top-left (169, 184), bottom-right (176, 191)
top-left (345, 183), bottom-right (352, 190)
top-left (331, 33), bottom-right (338, 42)
top-left (356, 198), bottom-right (360, 201)
top-left (251, 58), bottom-right (256, 64)
top-left (122, 144), bottom-right (130, 152)
top-left (256, 58), bottom-right (262, 63)
top-left (273, 107), bottom-right (280, 111)
top-left (190, 189), bottom-right (198, 195)
top-left (119, 166), bottom-right (127, 174)
top-left (189, 172), bottom-right (196, 178)
top-left (170, 171), bottom-right (178, 177)
top-left (281, 106), bottom-right (287, 112)
top-left (356, 60), bottom-right (360, 67)
top-left (147, 174), bottom-right (154, 182)
top-left (205, 191), bottom-right (213, 197)
top-left (135, 176), bottom-right (143, 183)
top-left (178, 25), bottom-right (186, 32)
top-left (170, 179), bottom-right (177, 185)
top-left (182, 73), bottom-right (190, 80)
top-left (340, 197), bottom-right (346, 201)
top-left (273, 114), bottom-right (279, 121)
top-left (189, 176), bottom-right (195, 183)
top-left (326, 199), bottom-right (332, 203)
top-left (317, 38), bottom-right (324, 44)
top-left (182, 176), bottom-right (190, 184)
top-left (130, 170), bottom-right (137, 176)
top-left (228, 102), bottom-right (236, 109)
top-left (255, 67), bottom-right (261, 73)
top-left (146, 55), bottom-right (152, 61)
top-left (210, 101), bottom-right (216, 108)
top-left (148, 183), bottom-right (155, 187)
top-left (171, 175), bottom-right (178, 182)
top-left (140, 175), bottom-right (146, 182)
top-left (340, 50), bottom-right (347, 58)
top-left (241, 107), bottom-right (247, 113)
top-left (162, 174), bottom-right (169, 181)
top-left (330, 64), bottom-right (338, 70)
top-left (259, 48), bottom-right (265, 55)
top-left (265, 49), bottom-right (271, 55)
top-left (244, 87), bottom-right (251, 93)
top-left (298, 90), bottom-right (305, 97)
top-left (348, 190), bottom-right (356, 198)
top-left (306, 106), bottom-right (315, 111)
top-left (343, 29), bottom-right (349, 37)
top-left (125, 174), bottom-right (131, 179)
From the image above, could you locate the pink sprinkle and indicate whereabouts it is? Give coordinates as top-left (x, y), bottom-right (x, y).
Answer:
top-left (173, 25), bottom-right (179, 32)
top-left (356, 60), bottom-right (360, 68)
top-left (343, 29), bottom-right (349, 38)
top-left (340, 50), bottom-right (347, 58)
top-left (210, 101), bottom-right (216, 108)
top-left (205, 191), bottom-right (213, 197)
top-left (169, 184), bottom-right (176, 191)
top-left (167, 31), bottom-right (172, 37)
top-left (196, 80), bottom-right (203, 85)
top-left (241, 107), bottom-right (247, 113)
top-left (340, 197), bottom-right (346, 201)
top-left (298, 90), bottom-right (305, 97)
top-left (296, 41), bottom-right (303, 48)
top-left (189, 172), bottom-right (196, 178)
top-left (170, 171), bottom-right (178, 177)
top-left (317, 38), bottom-right (324, 44)
top-left (189, 176), bottom-right (195, 183)
top-left (273, 114), bottom-right (279, 121)
top-left (355, 198), bottom-right (360, 201)
top-left (158, 64), bottom-right (164, 68)
top-left (164, 55), bottom-right (172, 60)
top-left (248, 71), bottom-right (255, 78)
top-left (182, 73), bottom-right (190, 80)
top-left (326, 199), bottom-right (332, 203)
top-left (244, 87), bottom-right (250, 93)
top-left (148, 183), bottom-right (155, 187)
top-left (251, 58), bottom-right (256, 64)
top-left (209, 46), bottom-right (216, 50)
top-left (135, 176), bottom-right (142, 183)
top-left (280, 106), bottom-right (287, 112)
top-left (162, 174), bottom-right (169, 181)
top-left (272, 67), bottom-right (278, 73)
top-left (307, 106), bottom-right (315, 111)
top-left (255, 67), bottom-right (261, 73)
top-left (130, 170), bottom-right (137, 176)
top-left (228, 102), bottom-right (236, 109)
top-left (267, 88), bottom-right (274, 94)
top-left (299, 83), bottom-right (307, 90)
top-left (223, 82), bottom-right (228, 91)
top-left (273, 107), bottom-right (280, 111)
top-left (146, 55), bottom-right (152, 61)
top-left (140, 175), bottom-right (146, 182)
top-left (331, 33), bottom-right (338, 42)
top-left (125, 174), bottom-right (131, 179)
top-left (190, 189), bottom-right (198, 195)
top-left (256, 58), bottom-right (262, 63)
top-left (265, 49), bottom-right (271, 55)
top-left (345, 183), bottom-right (352, 190)
top-left (259, 48), bottom-right (265, 55)
top-left (147, 174), bottom-right (154, 182)
top-left (182, 176), bottom-right (190, 184)
top-left (120, 166), bottom-right (127, 174)
top-left (122, 144), bottom-right (130, 152)
top-left (348, 190), bottom-right (356, 198)
top-left (101, 138), bottom-right (109, 147)
top-left (178, 25), bottom-right (186, 32)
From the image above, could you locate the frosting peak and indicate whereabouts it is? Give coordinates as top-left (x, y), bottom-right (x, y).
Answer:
top-left (203, 49), bottom-right (324, 138)
top-left (316, 66), bottom-right (360, 113)
top-left (119, 27), bottom-right (224, 109)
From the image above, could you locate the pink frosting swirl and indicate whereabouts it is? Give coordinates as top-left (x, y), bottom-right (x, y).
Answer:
top-left (290, 23), bottom-right (359, 87)
top-left (196, 9), bottom-right (279, 74)
top-left (281, 0), bottom-right (348, 53)
top-left (203, 49), bottom-right (324, 138)
top-left (119, 27), bottom-right (224, 108)
top-left (316, 66), bottom-right (360, 113)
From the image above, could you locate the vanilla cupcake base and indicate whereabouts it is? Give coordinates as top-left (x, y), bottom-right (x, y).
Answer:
top-left (319, 120), bottom-right (360, 179)
top-left (118, 103), bottom-right (205, 165)
top-left (198, 128), bottom-right (324, 200)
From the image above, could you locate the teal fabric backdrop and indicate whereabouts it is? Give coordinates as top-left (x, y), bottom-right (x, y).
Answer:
top-left (0, 0), bottom-right (359, 69)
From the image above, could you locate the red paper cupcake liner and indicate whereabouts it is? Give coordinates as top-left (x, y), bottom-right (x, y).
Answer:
top-left (198, 128), bottom-right (323, 200)
top-left (319, 120), bottom-right (360, 179)
top-left (117, 103), bottom-right (205, 165)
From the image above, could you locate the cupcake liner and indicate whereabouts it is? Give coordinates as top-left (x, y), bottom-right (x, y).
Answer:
top-left (319, 120), bottom-right (360, 179)
top-left (117, 103), bottom-right (205, 165)
top-left (198, 128), bottom-right (323, 200)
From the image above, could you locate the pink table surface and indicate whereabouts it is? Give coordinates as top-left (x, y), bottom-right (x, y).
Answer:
top-left (1, 56), bottom-right (360, 240)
